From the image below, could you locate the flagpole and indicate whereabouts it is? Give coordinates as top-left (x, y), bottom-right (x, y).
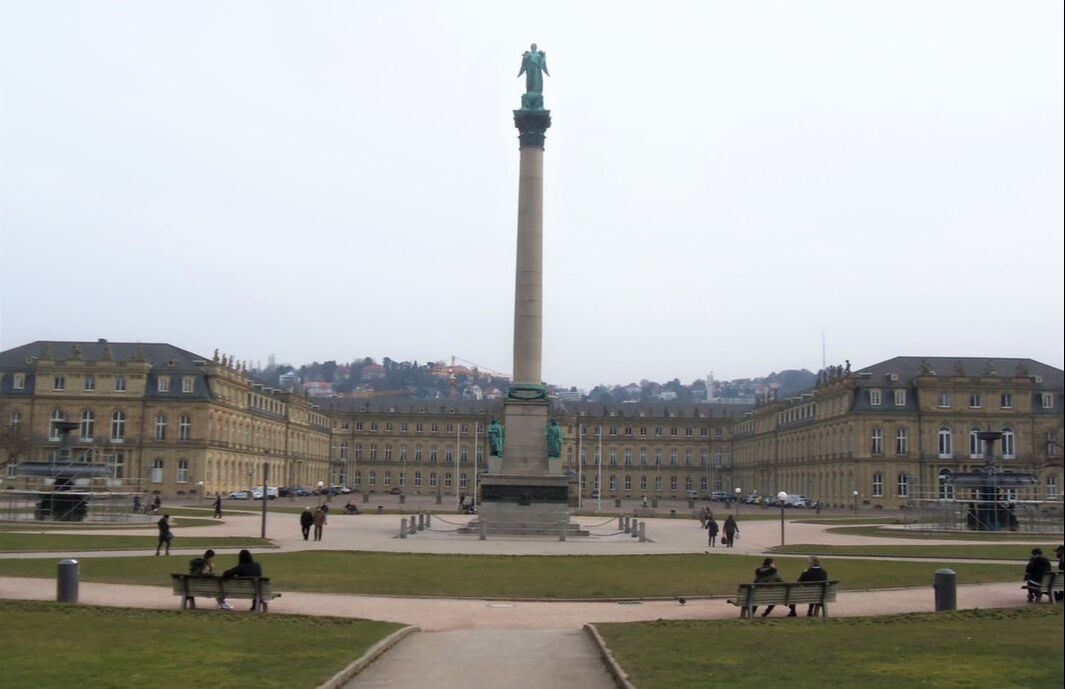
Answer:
top-left (577, 422), bottom-right (583, 510)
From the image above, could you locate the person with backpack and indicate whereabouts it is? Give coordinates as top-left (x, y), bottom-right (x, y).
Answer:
top-left (186, 549), bottom-right (232, 610)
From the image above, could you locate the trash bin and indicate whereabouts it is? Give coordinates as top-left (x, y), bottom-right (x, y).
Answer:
top-left (934, 568), bottom-right (956, 611)
top-left (57, 559), bottom-right (79, 604)
top-left (670, 509), bottom-right (677, 518)
top-left (614, 498), bottom-right (621, 508)
top-left (377, 505), bottom-right (384, 514)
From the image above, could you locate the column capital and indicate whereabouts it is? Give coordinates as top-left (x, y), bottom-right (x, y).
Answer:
top-left (514, 109), bottom-right (552, 149)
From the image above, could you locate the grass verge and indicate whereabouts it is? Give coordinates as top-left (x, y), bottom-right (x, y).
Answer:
top-left (771, 542), bottom-right (1050, 560)
top-left (596, 606), bottom-right (1063, 689)
top-left (0, 551), bottom-right (1020, 598)
top-left (0, 600), bottom-right (402, 689)
top-left (826, 525), bottom-right (1062, 541)
top-left (0, 532), bottom-right (272, 552)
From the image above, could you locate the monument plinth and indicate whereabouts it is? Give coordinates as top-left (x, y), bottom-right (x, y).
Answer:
top-left (474, 44), bottom-right (583, 536)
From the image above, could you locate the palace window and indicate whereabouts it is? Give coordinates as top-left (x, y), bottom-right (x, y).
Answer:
top-left (654, 449), bottom-right (663, 467)
top-left (1041, 393), bottom-right (1055, 409)
top-left (53, 376), bottom-right (65, 391)
top-left (415, 446), bottom-right (423, 462)
top-left (355, 444), bottom-right (363, 460)
top-left (969, 393), bottom-right (982, 408)
top-left (969, 427), bottom-right (984, 459)
top-left (368, 471), bottom-right (376, 487)
top-left (897, 473), bottom-right (910, 498)
top-left (670, 449), bottom-right (678, 466)
top-left (84, 375), bottom-right (96, 391)
top-left (110, 450), bottom-right (125, 479)
top-left (1046, 433), bottom-right (1057, 458)
top-left (49, 410), bottom-right (65, 441)
top-left (157, 377), bottom-right (170, 393)
top-left (339, 441), bottom-right (349, 460)
top-left (700, 476), bottom-right (708, 492)
top-left (445, 447), bottom-right (453, 464)
top-left (399, 446), bottom-right (408, 462)
top-left (609, 449), bottom-right (618, 466)
top-left (80, 410), bottom-right (95, 441)
top-left (609, 475), bottom-right (618, 490)
top-left (894, 390), bottom-right (906, 406)
top-left (895, 428), bottom-right (908, 455)
top-left (937, 392), bottom-right (951, 408)
top-left (639, 449), bottom-right (648, 465)
top-left (625, 475), bottom-right (632, 491)
top-left (670, 476), bottom-right (678, 491)
top-left (1047, 475), bottom-right (1059, 498)
top-left (444, 473), bottom-right (452, 489)
top-left (685, 449), bottom-right (693, 466)
top-left (868, 389), bottom-right (882, 406)
top-left (111, 411), bottom-right (126, 441)
top-left (114, 376), bottom-right (126, 392)
top-left (937, 427), bottom-right (952, 458)
top-left (654, 475), bottom-right (663, 491)
top-left (370, 444), bottom-right (377, 461)
top-left (182, 377), bottom-right (195, 393)
top-left (624, 449), bottom-right (633, 465)
top-left (13, 373), bottom-right (25, 390)
top-left (640, 475), bottom-right (648, 491)
top-left (938, 469), bottom-right (954, 500)
top-left (1001, 428), bottom-right (1015, 459)
top-left (414, 471), bottom-right (422, 488)
top-left (151, 459), bottom-right (164, 483)
top-left (429, 447), bottom-right (438, 463)
top-left (1000, 393), bottom-right (1013, 409)
top-left (155, 414), bottom-right (167, 440)
top-left (177, 459), bottom-right (189, 483)
top-left (386, 445), bottom-right (394, 461)
top-left (383, 471), bottom-right (392, 486)
top-left (871, 428), bottom-right (883, 455)
top-left (872, 472), bottom-right (883, 497)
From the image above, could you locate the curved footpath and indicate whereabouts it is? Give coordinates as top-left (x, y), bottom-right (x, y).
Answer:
top-left (0, 509), bottom-right (1047, 689)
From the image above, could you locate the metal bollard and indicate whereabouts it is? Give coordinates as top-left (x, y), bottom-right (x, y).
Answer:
top-left (409, 516), bottom-right (417, 535)
top-left (934, 568), bottom-right (957, 611)
top-left (670, 509), bottom-right (676, 519)
top-left (417, 512), bottom-right (425, 531)
top-left (639, 522), bottom-right (646, 542)
top-left (426, 512), bottom-right (432, 528)
top-left (614, 498), bottom-right (621, 508)
top-left (400, 518), bottom-right (408, 539)
top-left (623, 516), bottom-right (631, 534)
top-left (630, 519), bottom-right (639, 538)
top-left (57, 559), bottom-right (79, 604)
top-left (559, 520), bottom-right (567, 542)
top-left (479, 519), bottom-right (487, 541)
top-left (617, 515), bottom-right (624, 531)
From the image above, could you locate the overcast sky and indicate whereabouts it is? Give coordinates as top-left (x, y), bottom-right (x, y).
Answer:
top-left (1, 2), bottom-right (1062, 389)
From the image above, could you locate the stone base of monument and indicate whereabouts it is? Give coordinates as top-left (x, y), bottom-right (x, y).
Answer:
top-left (464, 475), bottom-right (588, 536)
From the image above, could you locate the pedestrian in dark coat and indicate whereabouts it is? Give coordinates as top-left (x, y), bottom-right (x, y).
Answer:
top-left (706, 518), bottom-right (719, 547)
top-left (155, 514), bottom-right (173, 556)
top-left (789, 556), bottom-right (829, 616)
top-left (313, 506), bottom-right (327, 541)
top-left (751, 557), bottom-right (784, 617)
top-left (722, 515), bottom-right (739, 548)
top-left (299, 507), bottom-right (314, 541)
top-left (213, 495), bottom-right (223, 519)
top-left (1025, 548), bottom-right (1052, 602)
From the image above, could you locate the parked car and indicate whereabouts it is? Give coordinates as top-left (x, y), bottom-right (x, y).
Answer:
top-left (388, 487), bottom-right (402, 495)
top-left (228, 490), bottom-right (251, 500)
top-left (710, 491), bottom-right (729, 502)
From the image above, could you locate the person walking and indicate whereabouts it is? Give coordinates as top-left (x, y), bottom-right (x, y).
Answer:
top-left (722, 514), bottom-right (739, 548)
top-left (313, 505), bottom-right (327, 542)
top-left (751, 557), bottom-right (784, 617)
top-left (299, 506), bottom-right (314, 541)
top-left (706, 517), bottom-right (719, 548)
top-left (213, 495), bottom-right (223, 519)
top-left (788, 555), bottom-right (828, 616)
top-left (155, 514), bottom-right (173, 556)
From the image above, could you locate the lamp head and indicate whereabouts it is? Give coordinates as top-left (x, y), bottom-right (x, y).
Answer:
top-left (777, 490), bottom-right (788, 500)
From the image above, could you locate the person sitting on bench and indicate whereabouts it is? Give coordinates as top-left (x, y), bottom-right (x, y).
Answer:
top-left (223, 550), bottom-right (264, 611)
top-left (1025, 548), bottom-right (1052, 602)
top-left (789, 555), bottom-right (828, 616)
top-left (751, 557), bottom-right (784, 617)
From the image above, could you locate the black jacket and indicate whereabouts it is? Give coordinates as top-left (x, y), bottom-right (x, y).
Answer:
top-left (754, 566), bottom-right (783, 583)
top-left (223, 561), bottom-right (263, 579)
top-left (798, 566), bottom-right (828, 582)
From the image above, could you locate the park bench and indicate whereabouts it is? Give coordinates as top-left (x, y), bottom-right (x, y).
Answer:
top-left (1023, 572), bottom-right (1063, 603)
top-left (170, 574), bottom-right (280, 613)
top-left (726, 580), bottom-right (839, 618)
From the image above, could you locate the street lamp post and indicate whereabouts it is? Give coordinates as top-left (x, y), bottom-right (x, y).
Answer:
top-left (852, 490), bottom-right (859, 515)
top-left (777, 490), bottom-right (788, 545)
top-left (734, 487), bottom-right (742, 514)
top-left (260, 461), bottom-right (269, 538)
top-left (316, 480), bottom-right (325, 503)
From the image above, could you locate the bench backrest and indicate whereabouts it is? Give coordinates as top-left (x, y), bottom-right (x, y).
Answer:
top-left (735, 581), bottom-right (839, 607)
top-left (171, 574), bottom-right (273, 599)
top-left (1039, 572), bottom-right (1063, 590)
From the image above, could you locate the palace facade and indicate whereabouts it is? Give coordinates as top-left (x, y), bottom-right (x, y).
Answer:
top-left (2, 342), bottom-right (1062, 511)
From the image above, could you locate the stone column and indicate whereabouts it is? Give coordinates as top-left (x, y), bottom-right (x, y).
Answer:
top-left (513, 145), bottom-right (544, 387)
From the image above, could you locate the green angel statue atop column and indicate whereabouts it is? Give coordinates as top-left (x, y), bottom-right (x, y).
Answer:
top-left (517, 43), bottom-right (550, 110)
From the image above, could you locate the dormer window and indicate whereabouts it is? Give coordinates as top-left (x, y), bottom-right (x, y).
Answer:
top-left (869, 389), bottom-right (882, 406)
top-left (894, 390), bottom-right (907, 406)
top-left (1042, 393), bottom-right (1055, 409)
top-left (157, 377), bottom-right (170, 393)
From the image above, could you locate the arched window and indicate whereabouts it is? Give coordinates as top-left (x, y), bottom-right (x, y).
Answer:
top-left (969, 427), bottom-right (983, 459)
top-left (111, 411), bottom-right (126, 441)
top-left (1001, 428), bottom-right (1015, 459)
top-left (49, 409), bottom-right (65, 440)
top-left (80, 410), bottom-right (95, 441)
top-left (937, 427), bottom-right (952, 458)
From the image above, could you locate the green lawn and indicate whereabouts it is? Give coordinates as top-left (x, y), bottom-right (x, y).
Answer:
top-left (0, 532), bottom-right (272, 552)
top-left (0, 516), bottom-right (223, 530)
top-left (0, 600), bottom-right (403, 689)
top-left (772, 542), bottom-right (1047, 560)
top-left (827, 525), bottom-right (1062, 541)
top-left (0, 551), bottom-right (1021, 598)
top-left (596, 606), bottom-right (1064, 689)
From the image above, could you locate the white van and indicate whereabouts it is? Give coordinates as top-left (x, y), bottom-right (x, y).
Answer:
top-left (783, 494), bottom-right (809, 508)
